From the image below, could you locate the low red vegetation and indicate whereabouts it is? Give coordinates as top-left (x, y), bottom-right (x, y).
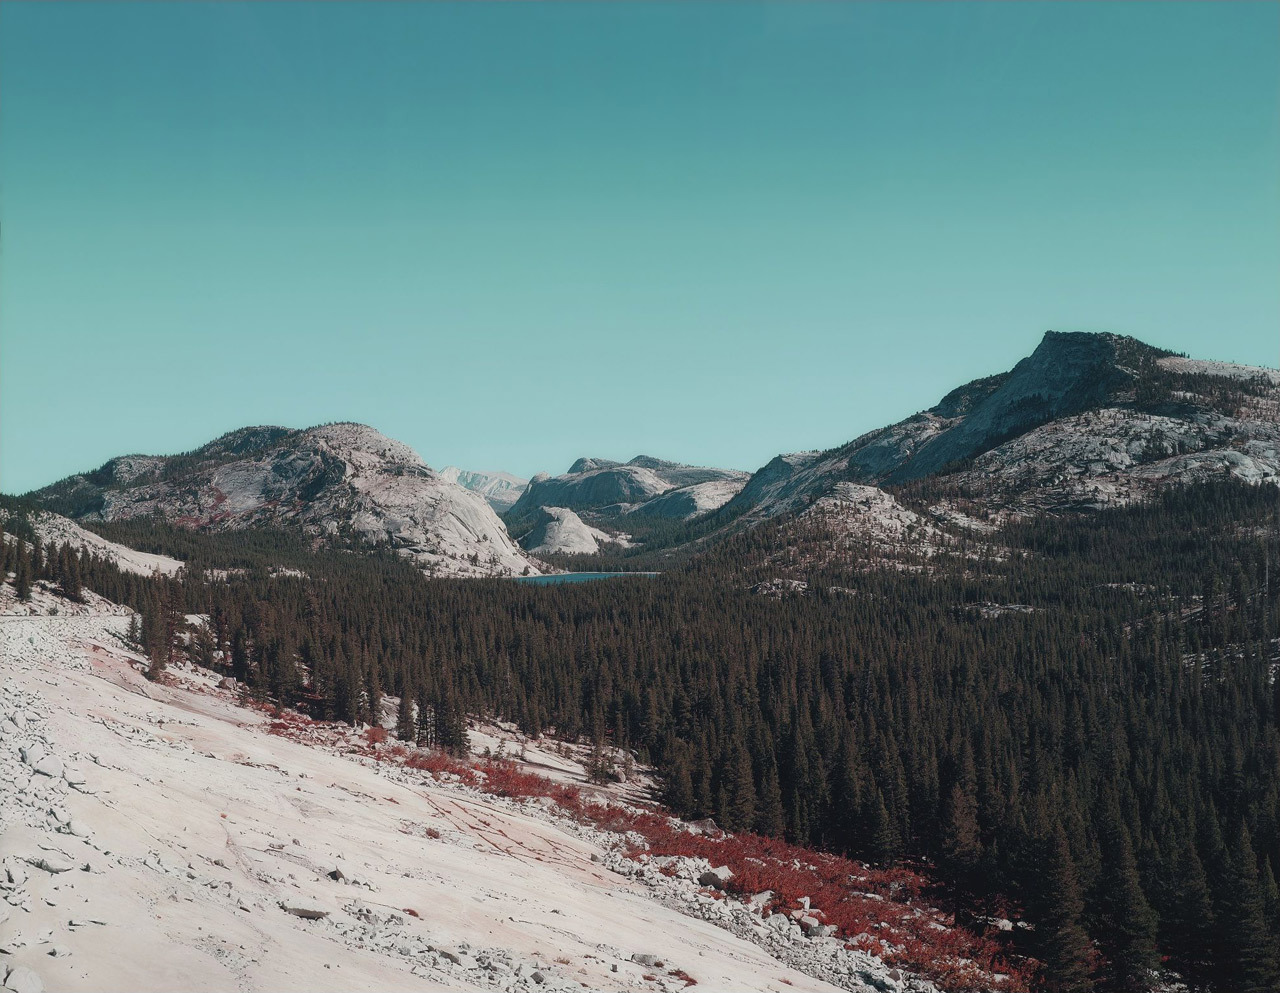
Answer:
top-left (255, 710), bottom-right (1036, 993)
top-left (630, 826), bottom-right (1032, 992)
top-left (402, 907), bottom-right (420, 918)
top-left (669, 968), bottom-right (698, 986)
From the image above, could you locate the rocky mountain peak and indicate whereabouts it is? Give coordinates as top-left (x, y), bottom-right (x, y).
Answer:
top-left (567, 457), bottom-right (621, 474)
top-left (30, 424), bottom-right (537, 578)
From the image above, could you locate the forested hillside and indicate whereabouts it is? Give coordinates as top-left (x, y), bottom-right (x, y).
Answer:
top-left (4, 480), bottom-right (1279, 989)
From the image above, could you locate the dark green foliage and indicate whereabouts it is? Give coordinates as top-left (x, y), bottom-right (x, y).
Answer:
top-left (396, 681), bottom-right (417, 743)
top-left (14, 539), bottom-right (32, 602)
top-left (1034, 829), bottom-right (1096, 992)
top-left (1212, 824), bottom-right (1280, 993)
top-left (1091, 793), bottom-right (1159, 990)
top-left (1157, 836), bottom-right (1217, 990)
top-left (58, 543), bottom-right (84, 602)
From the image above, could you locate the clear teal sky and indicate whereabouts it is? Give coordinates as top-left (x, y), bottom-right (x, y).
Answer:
top-left (2, 2), bottom-right (1277, 493)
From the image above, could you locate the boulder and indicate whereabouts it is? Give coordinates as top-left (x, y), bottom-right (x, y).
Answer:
top-left (279, 900), bottom-right (328, 920)
top-left (19, 744), bottom-right (44, 767)
top-left (4, 859), bottom-right (28, 887)
top-left (23, 852), bottom-right (76, 874)
top-left (439, 949), bottom-right (474, 969)
top-left (3, 966), bottom-right (44, 993)
top-left (62, 767), bottom-right (86, 787)
top-left (630, 953), bottom-right (664, 968)
top-left (697, 865), bottom-right (733, 890)
top-left (32, 757), bottom-right (62, 780)
top-left (747, 890), bottom-right (774, 912)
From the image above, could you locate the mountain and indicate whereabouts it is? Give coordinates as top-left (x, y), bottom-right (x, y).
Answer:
top-left (519, 506), bottom-right (634, 556)
top-left (728, 331), bottom-right (1280, 524)
top-left (438, 466), bottom-right (528, 512)
top-left (30, 423), bottom-right (538, 578)
top-left (509, 455), bottom-right (748, 528)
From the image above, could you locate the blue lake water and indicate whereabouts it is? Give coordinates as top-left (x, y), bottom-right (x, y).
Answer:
top-left (515, 571), bottom-right (660, 585)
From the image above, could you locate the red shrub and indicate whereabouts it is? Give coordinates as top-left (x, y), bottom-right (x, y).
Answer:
top-left (364, 726), bottom-right (389, 745)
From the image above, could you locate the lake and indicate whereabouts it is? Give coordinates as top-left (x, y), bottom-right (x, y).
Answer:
top-left (515, 571), bottom-right (661, 585)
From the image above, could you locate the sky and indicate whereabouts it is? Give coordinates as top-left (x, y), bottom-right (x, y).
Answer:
top-left (2, 2), bottom-right (1277, 493)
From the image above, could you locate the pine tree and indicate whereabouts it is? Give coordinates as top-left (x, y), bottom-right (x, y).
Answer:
top-left (722, 743), bottom-right (757, 832)
top-left (1034, 829), bottom-right (1095, 993)
top-left (1213, 824), bottom-right (1280, 993)
top-left (14, 541), bottom-right (32, 602)
top-left (663, 754), bottom-right (695, 815)
top-left (396, 683), bottom-right (417, 743)
top-left (147, 581), bottom-right (183, 682)
top-left (863, 787), bottom-right (901, 864)
top-left (1159, 837), bottom-right (1216, 990)
top-left (1093, 802), bottom-right (1158, 991)
top-left (60, 545), bottom-right (83, 603)
top-left (754, 759), bottom-right (786, 838)
top-left (827, 737), bottom-right (863, 856)
top-left (942, 782), bottom-right (982, 921)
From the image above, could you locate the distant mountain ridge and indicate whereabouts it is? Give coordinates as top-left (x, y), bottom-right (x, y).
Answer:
top-left (727, 331), bottom-right (1280, 523)
top-left (23, 331), bottom-right (1279, 575)
top-left (31, 423), bottom-right (538, 578)
top-left (509, 455), bottom-right (749, 529)
top-left (439, 466), bottom-right (528, 512)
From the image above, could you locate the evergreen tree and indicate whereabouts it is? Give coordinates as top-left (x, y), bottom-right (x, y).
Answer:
top-left (58, 543), bottom-right (83, 602)
top-left (1033, 829), bottom-right (1096, 993)
top-left (14, 541), bottom-right (32, 602)
top-left (942, 781), bottom-right (982, 919)
top-left (395, 682), bottom-right (417, 743)
top-left (1092, 800), bottom-right (1159, 991)
top-left (863, 787), bottom-right (901, 864)
top-left (1213, 824), bottom-right (1280, 993)
top-left (754, 759), bottom-right (786, 838)
top-left (827, 737), bottom-right (863, 856)
top-left (722, 742), bottom-right (757, 832)
top-left (663, 754), bottom-right (695, 815)
top-left (1159, 837), bottom-right (1216, 990)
